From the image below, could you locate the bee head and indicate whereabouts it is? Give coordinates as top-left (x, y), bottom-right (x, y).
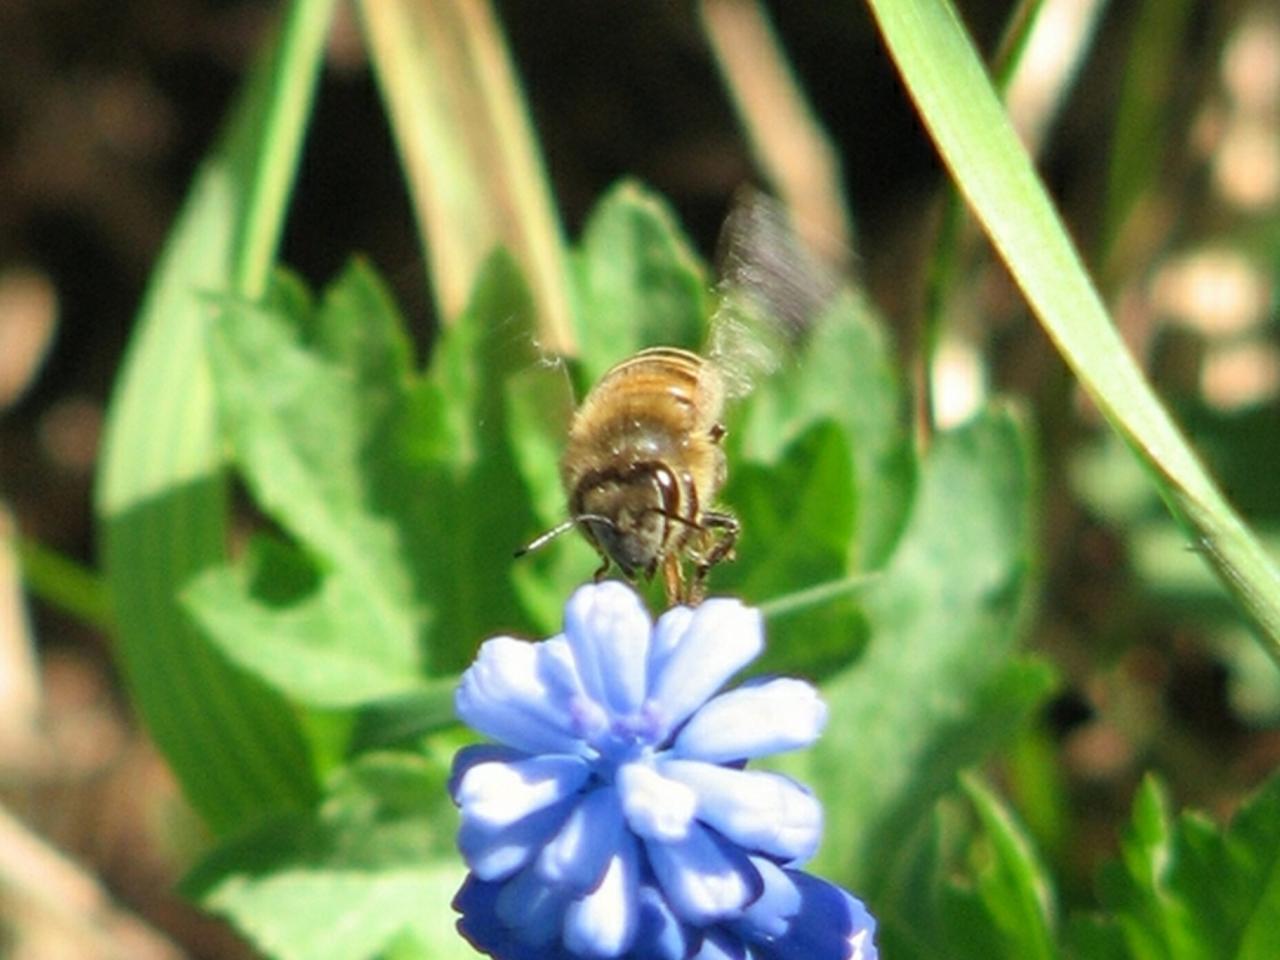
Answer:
top-left (573, 462), bottom-right (683, 579)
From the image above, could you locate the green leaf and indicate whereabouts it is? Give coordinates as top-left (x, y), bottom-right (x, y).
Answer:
top-left (93, 0), bottom-right (337, 832)
top-left (940, 775), bottom-right (1059, 960)
top-left (785, 408), bottom-right (1055, 897)
top-left (571, 180), bottom-right (712, 383)
top-left (189, 253), bottom-right (554, 706)
top-left (735, 290), bottom-right (914, 571)
top-left (1073, 773), bottom-right (1280, 960)
top-left (185, 539), bottom-right (423, 708)
top-left (719, 421), bottom-right (865, 677)
top-left (864, 0), bottom-right (1280, 654)
top-left (186, 263), bottom-right (424, 707)
top-left (187, 753), bottom-right (472, 960)
top-left (348, 681), bottom-right (461, 754)
top-left (399, 251), bottom-right (550, 672)
top-left (505, 358), bottom-right (599, 633)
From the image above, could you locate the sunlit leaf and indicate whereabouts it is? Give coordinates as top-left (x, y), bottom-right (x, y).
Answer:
top-left (783, 408), bottom-right (1054, 898)
top-left (187, 753), bottom-right (472, 960)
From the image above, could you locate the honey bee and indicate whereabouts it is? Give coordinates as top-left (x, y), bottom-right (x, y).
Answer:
top-left (517, 192), bottom-right (835, 604)
top-left (560, 345), bottom-right (739, 603)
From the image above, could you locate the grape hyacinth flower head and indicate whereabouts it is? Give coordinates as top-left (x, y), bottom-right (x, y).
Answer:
top-left (451, 581), bottom-right (878, 959)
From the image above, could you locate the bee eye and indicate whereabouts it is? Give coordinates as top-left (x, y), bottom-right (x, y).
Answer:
top-left (651, 464), bottom-right (682, 521)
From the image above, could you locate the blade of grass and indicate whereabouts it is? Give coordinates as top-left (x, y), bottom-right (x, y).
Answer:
top-left (700, 0), bottom-right (854, 266)
top-left (760, 572), bottom-right (880, 621)
top-left (357, 0), bottom-right (575, 353)
top-left (1100, 0), bottom-right (1196, 266)
top-left (13, 537), bottom-right (113, 632)
top-left (919, 0), bottom-right (1047, 441)
top-left (864, 0), bottom-right (1280, 657)
top-left (94, 0), bottom-right (337, 833)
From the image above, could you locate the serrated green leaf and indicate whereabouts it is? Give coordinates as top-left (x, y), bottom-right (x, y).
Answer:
top-left (186, 264), bottom-right (424, 707)
top-left (187, 753), bottom-right (471, 960)
top-left (189, 253), bottom-right (557, 705)
top-left (185, 546), bottom-right (423, 708)
top-left (735, 290), bottom-right (913, 571)
top-left (719, 420), bottom-right (865, 676)
top-left (782, 408), bottom-right (1054, 897)
top-left (571, 180), bottom-right (712, 383)
top-left (1078, 773), bottom-right (1280, 960)
top-left (398, 252), bottom-right (549, 672)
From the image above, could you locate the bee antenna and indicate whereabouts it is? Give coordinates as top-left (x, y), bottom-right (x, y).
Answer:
top-left (514, 514), bottom-right (616, 558)
top-left (653, 509), bottom-right (704, 532)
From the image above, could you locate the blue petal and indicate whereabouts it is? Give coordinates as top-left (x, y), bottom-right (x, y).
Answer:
top-left (647, 605), bottom-right (694, 683)
top-left (632, 884), bottom-right (691, 960)
top-left (741, 871), bottom-right (878, 960)
top-left (455, 755), bottom-right (592, 829)
top-left (457, 636), bottom-right (587, 755)
top-left (538, 786), bottom-right (624, 892)
top-left (563, 832), bottom-right (641, 957)
top-left (450, 744), bottom-right (529, 801)
top-left (455, 875), bottom-right (572, 960)
top-left (691, 930), bottom-right (750, 960)
top-left (647, 600), bottom-right (763, 738)
top-left (658, 760), bottom-right (821, 863)
top-left (455, 880), bottom-right (540, 960)
top-left (496, 864), bottom-right (570, 946)
top-left (646, 823), bottom-right (762, 924)
top-left (616, 761), bottom-right (697, 842)
top-left (454, 876), bottom-right (506, 958)
top-left (736, 858), bottom-right (800, 939)
top-left (674, 679), bottom-right (825, 763)
top-left (564, 582), bottom-right (652, 717)
top-left (459, 795), bottom-right (576, 881)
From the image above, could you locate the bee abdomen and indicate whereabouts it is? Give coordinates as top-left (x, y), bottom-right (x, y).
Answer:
top-left (601, 347), bottom-right (702, 399)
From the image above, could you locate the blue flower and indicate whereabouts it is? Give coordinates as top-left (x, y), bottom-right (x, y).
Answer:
top-left (450, 581), bottom-right (878, 960)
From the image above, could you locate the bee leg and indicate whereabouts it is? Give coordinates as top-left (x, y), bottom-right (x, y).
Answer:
top-left (663, 553), bottom-right (687, 605)
top-left (702, 511), bottom-right (740, 565)
top-left (592, 554), bottom-right (611, 582)
top-left (689, 511), bottom-right (740, 602)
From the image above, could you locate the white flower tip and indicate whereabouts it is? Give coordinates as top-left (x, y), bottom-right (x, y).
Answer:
top-left (696, 598), bottom-right (764, 655)
top-left (779, 678), bottom-right (827, 738)
top-left (566, 580), bottom-right (650, 627)
top-left (563, 851), bottom-right (637, 957)
top-left (617, 763), bottom-right (697, 842)
top-left (850, 927), bottom-right (876, 960)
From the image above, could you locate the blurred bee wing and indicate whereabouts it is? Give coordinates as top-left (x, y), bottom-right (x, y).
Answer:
top-left (707, 189), bottom-right (844, 398)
